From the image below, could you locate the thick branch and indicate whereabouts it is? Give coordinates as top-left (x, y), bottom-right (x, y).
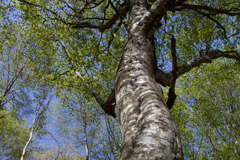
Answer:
top-left (166, 35), bottom-right (177, 110)
top-left (150, 0), bottom-right (176, 17)
top-left (144, 0), bottom-right (177, 34)
top-left (154, 50), bottom-right (240, 88)
top-left (154, 69), bottom-right (171, 87)
top-left (140, 0), bottom-right (187, 36)
top-left (177, 50), bottom-right (240, 77)
top-left (154, 50), bottom-right (240, 111)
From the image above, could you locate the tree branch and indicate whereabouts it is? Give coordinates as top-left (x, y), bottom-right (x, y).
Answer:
top-left (166, 35), bottom-right (177, 110)
top-left (144, 0), bottom-right (186, 35)
top-left (0, 63), bottom-right (26, 110)
top-left (177, 50), bottom-right (240, 77)
top-left (170, 3), bottom-right (240, 38)
top-left (188, 9), bottom-right (228, 38)
top-left (71, 4), bottom-right (129, 32)
top-left (19, 0), bottom-right (129, 32)
top-left (109, 0), bottom-right (129, 33)
top-left (146, 0), bottom-right (176, 32)
top-left (154, 69), bottom-right (171, 87)
top-left (174, 4), bottom-right (240, 16)
top-left (155, 50), bottom-right (240, 87)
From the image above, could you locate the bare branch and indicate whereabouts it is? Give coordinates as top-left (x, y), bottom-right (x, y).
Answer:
top-left (150, 0), bottom-right (176, 16)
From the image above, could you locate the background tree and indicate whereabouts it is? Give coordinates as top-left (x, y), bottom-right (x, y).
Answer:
top-left (47, 91), bottom-right (121, 160)
top-left (173, 59), bottom-right (240, 159)
top-left (0, 3), bottom-right (32, 158)
top-left (3, 0), bottom-right (240, 159)
top-left (0, 1), bottom-right (54, 159)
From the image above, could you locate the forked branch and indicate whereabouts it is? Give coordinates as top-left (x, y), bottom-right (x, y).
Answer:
top-left (154, 49), bottom-right (240, 109)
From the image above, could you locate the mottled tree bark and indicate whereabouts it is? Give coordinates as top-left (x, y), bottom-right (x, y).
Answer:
top-left (115, 1), bottom-right (183, 159)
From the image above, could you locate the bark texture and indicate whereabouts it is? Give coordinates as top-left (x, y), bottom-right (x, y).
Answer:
top-left (115, 1), bottom-right (183, 159)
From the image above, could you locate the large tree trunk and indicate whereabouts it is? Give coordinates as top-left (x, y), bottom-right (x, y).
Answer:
top-left (115, 1), bottom-right (183, 159)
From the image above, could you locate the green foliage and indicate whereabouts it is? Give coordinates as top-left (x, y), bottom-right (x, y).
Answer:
top-left (1, 0), bottom-right (239, 159)
top-left (0, 3), bottom-right (55, 158)
top-left (31, 146), bottom-right (85, 160)
top-left (0, 110), bottom-right (30, 159)
top-left (14, 0), bottom-right (124, 87)
top-left (173, 59), bottom-right (240, 159)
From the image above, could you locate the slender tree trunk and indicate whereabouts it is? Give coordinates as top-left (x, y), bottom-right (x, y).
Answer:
top-left (77, 98), bottom-right (90, 160)
top-left (115, 2), bottom-right (183, 159)
top-left (21, 103), bottom-right (40, 160)
top-left (82, 109), bottom-right (89, 160)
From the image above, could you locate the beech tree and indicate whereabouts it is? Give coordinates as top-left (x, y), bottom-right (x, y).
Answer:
top-left (15, 0), bottom-right (240, 159)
